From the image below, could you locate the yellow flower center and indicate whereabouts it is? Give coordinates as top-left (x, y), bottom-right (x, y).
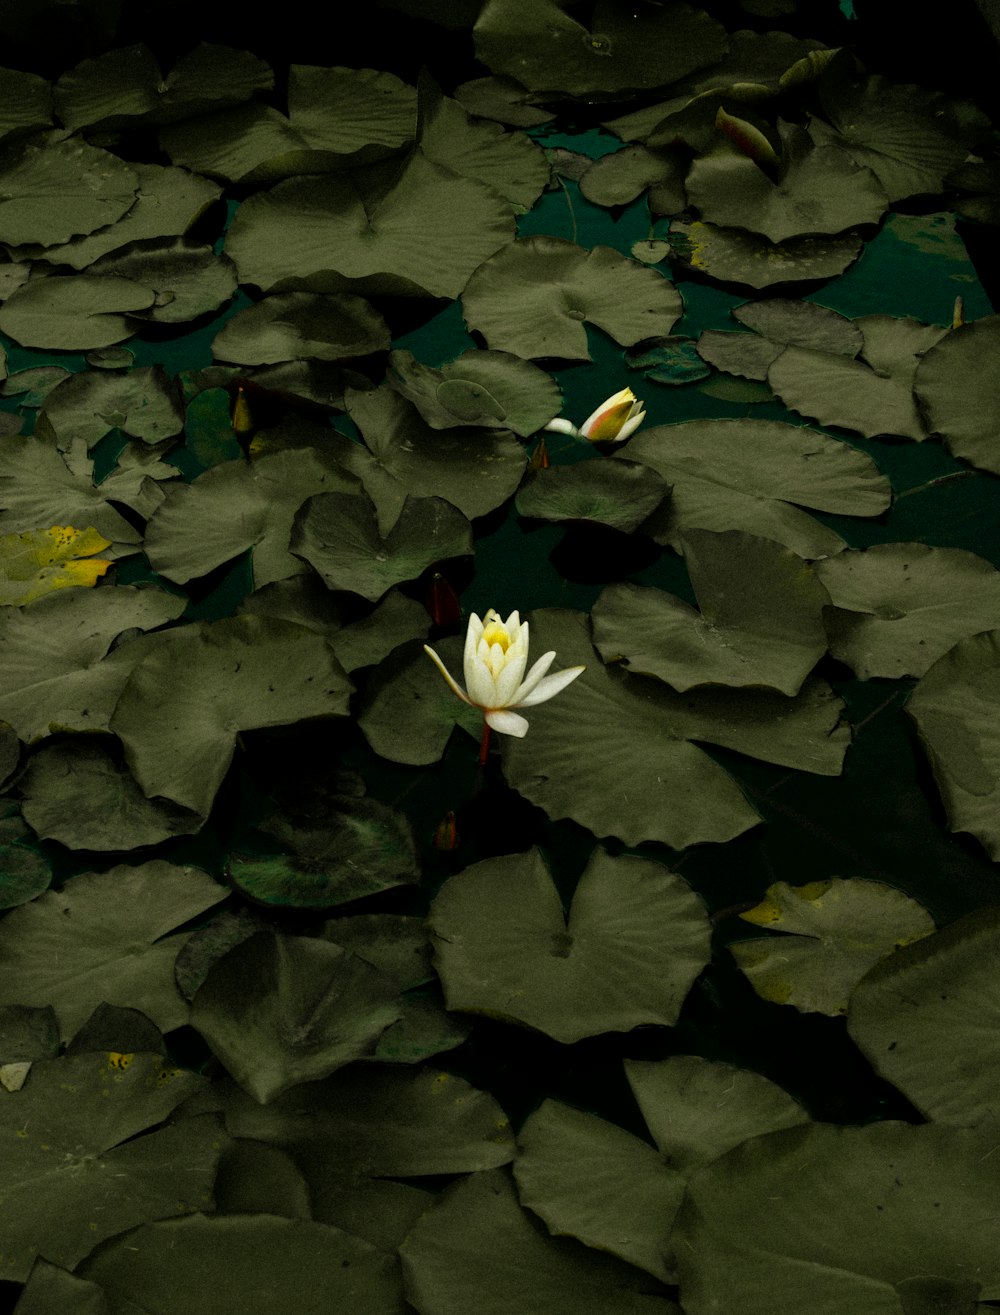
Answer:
top-left (481, 620), bottom-right (511, 652)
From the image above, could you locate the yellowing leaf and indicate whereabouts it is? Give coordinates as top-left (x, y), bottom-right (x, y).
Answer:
top-left (0, 525), bottom-right (112, 606)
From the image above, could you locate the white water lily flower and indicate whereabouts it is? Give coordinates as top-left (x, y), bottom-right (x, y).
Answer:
top-left (544, 386), bottom-right (646, 444)
top-left (424, 609), bottom-right (585, 738)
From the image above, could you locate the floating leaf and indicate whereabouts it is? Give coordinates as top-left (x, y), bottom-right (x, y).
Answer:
top-left (322, 915), bottom-right (433, 990)
top-left (0, 524), bottom-right (111, 606)
top-left (0, 274), bottom-right (154, 350)
top-left (89, 239), bottom-right (238, 324)
top-left (226, 152), bottom-right (514, 298)
top-left (462, 235), bottom-right (683, 360)
top-left (213, 291), bottom-right (390, 365)
top-left (213, 1140), bottom-right (311, 1219)
top-left (687, 120), bottom-right (886, 243)
top-left (39, 366), bottom-right (184, 450)
top-left (0, 1053), bottom-right (221, 1281)
top-left (592, 531), bottom-right (829, 696)
top-left (914, 313), bottom-right (1000, 474)
top-left (144, 448), bottom-right (359, 588)
top-left (730, 878), bottom-right (935, 1015)
top-left (54, 41), bottom-right (273, 130)
top-left (580, 145), bottom-right (687, 210)
top-left (816, 542), bottom-right (1000, 679)
top-left (429, 847), bottom-right (711, 1043)
top-left (905, 629), bottom-right (1000, 860)
top-left (11, 1262), bottom-right (111, 1315)
top-left (515, 459), bottom-right (670, 533)
top-left (191, 931), bottom-right (402, 1104)
top-left (768, 314), bottom-right (948, 441)
top-left (0, 66), bottom-right (51, 142)
top-left (849, 906), bottom-right (1000, 1127)
top-left (79, 1213), bottom-right (406, 1315)
top-left (387, 347), bottom-right (561, 436)
top-left (473, 0), bottom-right (727, 97)
top-left (291, 488), bottom-right (473, 603)
top-left (624, 335), bottom-right (709, 384)
top-left (674, 1121), bottom-right (1000, 1314)
top-left (0, 132), bottom-right (137, 246)
top-left (453, 74), bottom-right (555, 128)
top-left (624, 1055), bottom-right (810, 1175)
top-left (20, 738), bottom-right (202, 850)
top-left (0, 862), bottom-right (226, 1041)
top-left (622, 419), bottom-right (890, 558)
top-left (110, 615), bottom-right (354, 816)
top-left (400, 1168), bottom-right (674, 1315)
top-left (669, 217), bottom-right (863, 289)
top-left (0, 811), bottom-right (51, 909)
top-left (0, 584), bottom-right (185, 742)
top-left (161, 65), bottom-right (416, 183)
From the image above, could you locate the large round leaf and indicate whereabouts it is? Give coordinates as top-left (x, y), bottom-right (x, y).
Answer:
top-left (387, 347), bottom-right (561, 436)
top-left (730, 877), bottom-right (935, 1016)
top-left (291, 488), bottom-right (473, 602)
top-left (0, 861), bottom-right (226, 1041)
top-left (0, 132), bottom-right (137, 246)
top-left (515, 459), bottom-right (670, 533)
top-left (0, 274), bottom-right (154, 350)
top-left (669, 217), bottom-right (863, 289)
top-left (462, 235), bottom-right (683, 360)
top-left (848, 906), bottom-right (1000, 1128)
top-left (914, 313), bottom-right (1000, 474)
top-left (905, 629), bottom-right (1000, 860)
top-left (428, 847), bottom-right (711, 1044)
top-left (591, 531), bottom-right (829, 696)
top-left (88, 239), bottom-right (238, 324)
top-left (817, 542), bottom-right (1000, 679)
top-left (674, 1121), bottom-right (1000, 1314)
top-left (225, 153), bottom-right (514, 298)
top-left (191, 931), bottom-right (402, 1104)
top-left (213, 290), bottom-right (389, 365)
top-left (110, 615), bottom-right (354, 815)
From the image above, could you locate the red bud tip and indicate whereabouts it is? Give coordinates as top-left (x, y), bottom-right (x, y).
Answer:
top-left (427, 572), bottom-right (462, 626)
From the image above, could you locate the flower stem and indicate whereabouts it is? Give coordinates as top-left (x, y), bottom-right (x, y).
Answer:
top-left (478, 718), bottom-right (492, 766)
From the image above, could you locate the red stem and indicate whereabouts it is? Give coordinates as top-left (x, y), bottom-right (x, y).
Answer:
top-left (478, 718), bottom-right (492, 766)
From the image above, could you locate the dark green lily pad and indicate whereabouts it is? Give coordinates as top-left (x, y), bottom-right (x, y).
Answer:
top-left (429, 847), bottom-right (710, 1043)
top-left (321, 914), bottom-right (433, 989)
top-left (89, 239), bottom-right (238, 324)
top-left (388, 347), bottom-right (560, 435)
top-left (0, 810), bottom-right (51, 909)
top-left (905, 628), bottom-right (1000, 860)
top-left (453, 74), bottom-right (555, 128)
top-left (291, 487), bottom-right (473, 602)
top-left (213, 1140), bottom-right (311, 1219)
top-left (462, 234), bottom-right (683, 360)
top-left (12, 1262), bottom-right (111, 1315)
top-left (624, 335), bottom-right (710, 384)
top-left (580, 144), bottom-right (687, 210)
top-left (0, 66), bottom-right (51, 142)
top-left (214, 291), bottom-right (390, 365)
top-left (515, 458), bottom-right (670, 532)
top-left (225, 153), bottom-right (515, 298)
top-left (591, 530), bottom-right (829, 696)
top-left (0, 274), bottom-right (154, 350)
top-left (914, 313), bottom-right (1000, 474)
top-left (0, 132), bottom-right (137, 246)
top-left (730, 877), bottom-right (935, 1016)
top-left (39, 366), bottom-right (184, 450)
top-left (669, 217), bottom-right (863, 289)
top-left (110, 615), bottom-right (354, 816)
top-left (191, 930), bottom-right (402, 1104)
top-left (0, 861), bottom-right (226, 1041)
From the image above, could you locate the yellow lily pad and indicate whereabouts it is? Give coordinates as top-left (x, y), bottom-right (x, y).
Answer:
top-left (0, 525), bottom-right (112, 606)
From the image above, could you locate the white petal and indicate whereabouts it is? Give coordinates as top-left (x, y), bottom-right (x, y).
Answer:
top-left (463, 615), bottom-right (483, 684)
top-left (514, 664), bottom-right (586, 707)
top-left (494, 649), bottom-right (528, 704)
top-left (486, 708), bottom-right (529, 736)
top-left (465, 655), bottom-right (498, 707)
top-left (510, 649), bottom-right (557, 702)
top-left (423, 645), bottom-right (472, 705)
top-left (615, 410), bottom-right (645, 441)
top-left (543, 418), bottom-right (580, 436)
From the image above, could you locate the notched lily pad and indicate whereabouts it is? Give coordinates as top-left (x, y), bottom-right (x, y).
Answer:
top-left (39, 365), bottom-right (184, 450)
top-left (669, 217), bottom-right (863, 289)
top-left (515, 458), bottom-right (670, 533)
top-left (388, 347), bottom-right (560, 436)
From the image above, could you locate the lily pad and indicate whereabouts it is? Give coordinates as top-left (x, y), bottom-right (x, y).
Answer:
top-left (686, 120), bottom-right (886, 243)
top-left (473, 0), bottom-right (727, 97)
top-left (110, 615), bottom-right (353, 816)
top-left (39, 366), bottom-right (184, 450)
top-left (0, 273), bottom-right (156, 350)
top-left (579, 145), bottom-right (688, 211)
top-left (400, 1167), bottom-right (674, 1315)
top-left (291, 487), bottom-right (473, 602)
top-left (730, 878), bottom-right (935, 1015)
top-left (914, 313), bottom-right (1000, 474)
top-left (848, 906), bottom-right (1000, 1128)
top-left (462, 235), bottom-right (683, 360)
top-left (0, 524), bottom-right (111, 606)
top-left (213, 291), bottom-right (390, 365)
top-left (905, 628), bottom-right (1000, 860)
top-left (160, 64), bottom-right (416, 183)
top-left (88, 239), bottom-right (238, 324)
top-left (322, 914), bottom-right (433, 989)
top-left (54, 41), bottom-right (273, 130)
top-left (0, 811), bottom-right (51, 909)
top-left (624, 335), bottom-right (709, 384)
top-left (0, 861), bottom-right (226, 1041)
top-left (191, 930), bottom-right (402, 1104)
top-left (622, 419), bottom-right (890, 558)
top-left (0, 1052), bottom-right (221, 1281)
top-left (225, 152), bottom-right (515, 298)
top-left (591, 531), bottom-right (829, 696)
top-left (0, 66), bottom-right (51, 142)
top-left (0, 132), bottom-right (137, 246)
top-left (20, 738), bottom-right (203, 850)
top-left (387, 347), bottom-right (561, 436)
top-left (816, 542), bottom-right (1000, 679)
top-left (429, 847), bottom-right (710, 1044)
top-left (515, 459), bottom-right (670, 533)
top-left (669, 217), bottom-right (863, 289)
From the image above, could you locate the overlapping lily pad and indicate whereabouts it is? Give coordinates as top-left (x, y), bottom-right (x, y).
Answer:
top-left (0, 274), bottom-right (155, 350)
top-left (515, 458), bottom-right (670, 532)
top-left (213, 291), bottom-right (390, 365)
top-left (462, 235), bottom-right (683, 359)
top-left (0, 524), bottom-right (110, 605)
top-left (914, 313), bottom-right (1000, 474)
top-left (39, 365), bottom-right (184, 450)
top-left (669, 217), bottom-right (863, 289)
top-left (387, 347), bottom-right (560, 436)
top-left (0, 132), bottom-right (137, 246)
top-left (88, 239), bottom-right (238, 324)
top-left (697, 297), bottom-right (863, 379)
